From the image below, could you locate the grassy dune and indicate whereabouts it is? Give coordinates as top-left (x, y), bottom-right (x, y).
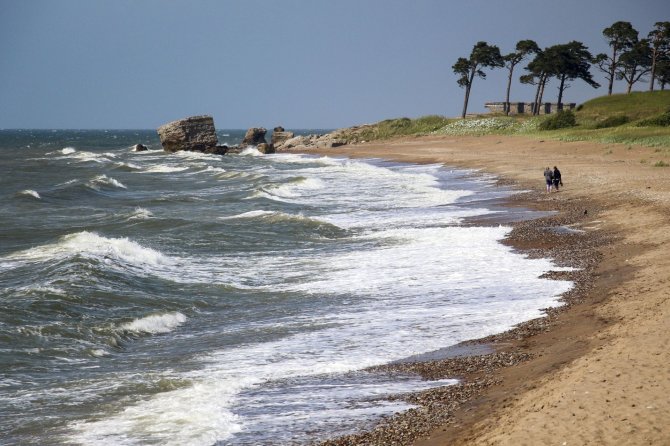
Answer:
top-left (337, 91), bottom-right (670, 148)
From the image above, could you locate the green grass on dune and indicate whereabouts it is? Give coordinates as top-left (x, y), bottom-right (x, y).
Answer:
top-left (337, 91), bottom-right (670, 148)
top-left (335, 115), bottom-right (452, 143)
top-left (542, 125), bottom-right (670, 148)
top-left (575, 90), bottom-right (670, 123)
top-left (530, 91), bottom-right (670, 147)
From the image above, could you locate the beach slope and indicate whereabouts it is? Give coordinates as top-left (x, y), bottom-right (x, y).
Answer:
top-left (308, 134), bottom-right (670, 445)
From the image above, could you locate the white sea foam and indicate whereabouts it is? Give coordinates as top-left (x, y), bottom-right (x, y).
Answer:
top-left (127, 207), bottom-right (153, 220)
top-left (202, 165), bottom-right (226, 173)
top-left (252, 157), bottom-right (472, 213)
top-left (173, 151), bottom-right (222, 162)
top-left (239, 147), bottom-right (263, 157)
top-left (64, 151), bottom-right (114, 164)
top-left (218, 210), bottom-right (277, 220)
top-left (89, 349), bottom-right (109, 357)
top-left (18, 189), bottom-right (41, 199)
top-left (88, 175), bottom-right (127, 190)
top-left (114, 161), bottom-right (142, 170)
top-left (269, 153), bottom-right (342, 166)
top-left (56, 179), bottom-right (79, 187)
top-left (120, 312), bottom-right (187, 334)
top-left (2, 232), bottom-right (174, 272)
top-left (61, 147), bottom-right (76, 154)
top-left (143, 165), bottom-right (189, 173)
top-left (218, 210), bottom-right (335, 227)
top-left (264, 177), bottom-right (325, 198)
top-left (70, 378), bottom-right (244, 446)
top-left (13, 284), bottom-right (67, 296)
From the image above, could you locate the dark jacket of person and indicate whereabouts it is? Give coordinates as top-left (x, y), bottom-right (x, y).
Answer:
top-left (553, 167), bottom-right (562, 183)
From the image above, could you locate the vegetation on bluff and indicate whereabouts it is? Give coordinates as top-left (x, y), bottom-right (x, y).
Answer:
top-left (336, 91), bottom-right (670, 148)
top-left (331, 115), bottom-right (451, 143)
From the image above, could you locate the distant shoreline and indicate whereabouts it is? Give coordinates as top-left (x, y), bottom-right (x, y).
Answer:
top-left (300, 134), bottom-right (670, 445)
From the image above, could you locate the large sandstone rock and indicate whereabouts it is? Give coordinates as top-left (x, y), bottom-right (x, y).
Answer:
top-left (240, 127), bottom-right (268, 147)
top-left (271, 126), bottom-right (295, 148)
top-left (274, 132), bottom-right (349, 151)
top-left (157, 115), bottom-right (218, 153)
top-left (274, 135), bottom-right (312, 151)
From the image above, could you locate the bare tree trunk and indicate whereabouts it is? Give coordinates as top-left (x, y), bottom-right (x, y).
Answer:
top-left (608, 45), bottom-right (617, 95)
top-left (627, 81), bottom-right (633, 94)
top-left (533, 78), bottom-right (542, 116)
top-left (461, 84), bottom-right (471, 119)
top-left (505, 68), bottom-right (513, 115)
top-left (650, 48), bottom-right (657, 91)
top-left (461, 69), bottom-right (477, 119)
top-left (557, 74), bottom-right (566, 105)
top-left (538, 75), bottom-right (547, 114)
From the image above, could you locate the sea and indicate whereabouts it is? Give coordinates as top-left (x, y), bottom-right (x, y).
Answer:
top-left (0, 129), bottom-right (572, 445)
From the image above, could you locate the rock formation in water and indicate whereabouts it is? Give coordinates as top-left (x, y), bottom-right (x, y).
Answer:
top-left (240, 127), bottom-right (268, 148)
top-left (132, 144), bottom-right (149, 152)
top-left (256, 143), bottom-right (274, 154)
top-left (156, 116), bottom-right (351, 155)
top-left (157, 115), bottom-right (219, 153)
top-left (273, 133), bottom-right (347, 151)
top-left (271, 126), bottom-right (295, 148)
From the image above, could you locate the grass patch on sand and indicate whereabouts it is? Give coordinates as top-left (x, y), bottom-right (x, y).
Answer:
top-left (334, 115), bottom-right (452, 143)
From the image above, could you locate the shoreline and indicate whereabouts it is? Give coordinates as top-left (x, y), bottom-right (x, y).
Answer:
top-left (301, 134), bottom-right (670, 445)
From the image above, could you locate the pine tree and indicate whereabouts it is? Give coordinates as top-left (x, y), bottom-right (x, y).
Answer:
top-left (502, 40), bottom-right (539, 114)
top-left (649, 22), bottom-right (670, 90)
top-left (595, 21), bottom-right (639, 95)
top-left (453, 42), bottom-right (504, 118)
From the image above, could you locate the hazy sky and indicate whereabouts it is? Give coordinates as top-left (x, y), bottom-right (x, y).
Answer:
top-left (1, 0), bottom-right (668, 129)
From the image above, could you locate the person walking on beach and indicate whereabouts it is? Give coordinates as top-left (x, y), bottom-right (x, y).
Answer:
top-left (553, 166), bottom-right (562, 191)
top-left (544, 167), bottom-right (553, 193)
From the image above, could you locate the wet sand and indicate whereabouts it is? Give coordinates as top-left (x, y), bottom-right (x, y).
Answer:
top-left (300, 135), bottom-right (670, 445)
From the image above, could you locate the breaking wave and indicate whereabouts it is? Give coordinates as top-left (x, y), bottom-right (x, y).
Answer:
top-left (119, 312), bottom-right (187, 335)
top-left (17, 189), bottom-right (41, 199)
top-left (3, 231), bottom-right (174, 270)
top-left (87, 175), bottom-right (127, 190)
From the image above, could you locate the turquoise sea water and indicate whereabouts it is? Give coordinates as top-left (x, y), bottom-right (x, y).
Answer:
top-left (0, 129), bottom-right (571, 445)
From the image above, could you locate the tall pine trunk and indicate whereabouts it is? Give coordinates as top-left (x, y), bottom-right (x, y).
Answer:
top-left (505, 69), bottom-right (513, 115)
top-left (538, 75), bottom-right (547, 114)
top-left (557, 75), bottom-right (567, 105)
top-left (533, 73), bottom-right (547, 115)
top-left (461, 68), bottom-right (476, 119)
top-left (626, 66), bottom-right (637, 94)
top-left (608, 45), bottom-right (617, 95)
top-left (533, 78), bottom-right (542, 115)
top-left (650, 47), bottom-right (657, 91)
top-left (461, 84), bottom-right (471, 119)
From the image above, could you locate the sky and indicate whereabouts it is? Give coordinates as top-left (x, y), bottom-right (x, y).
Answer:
top-left (1, 0), bottom-right (668, 129)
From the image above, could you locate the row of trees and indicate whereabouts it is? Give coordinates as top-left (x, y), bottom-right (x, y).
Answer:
top-left (454, 21), bottom-right (670, 118)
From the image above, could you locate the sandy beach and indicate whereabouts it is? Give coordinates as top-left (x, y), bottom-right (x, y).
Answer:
top-left (306, 134), bottom-right (670, 445)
